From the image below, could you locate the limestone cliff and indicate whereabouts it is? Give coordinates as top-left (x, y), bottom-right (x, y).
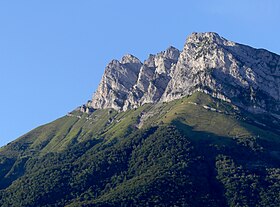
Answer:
top-left (91, 32), bottom-right (280, 117)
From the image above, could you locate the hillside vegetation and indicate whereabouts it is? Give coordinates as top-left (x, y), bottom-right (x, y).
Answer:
top-left (0, 92), bottom-right (279, 207)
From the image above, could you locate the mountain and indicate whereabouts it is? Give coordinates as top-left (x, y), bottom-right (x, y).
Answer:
top-left (0, 32), bottom-right (280, 207)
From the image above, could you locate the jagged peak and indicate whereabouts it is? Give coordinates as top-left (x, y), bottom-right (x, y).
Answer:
top-left (166, 45), bottom-right (179, 51)
top-left (186, 32), bottom-right (235, 46)
top-left (107, 59), bottom-right (120, 66)
top-left (103, 59), bottom-right (121, 75)
top-left (187, 32), bottom-right (221, 42)
top-left (104, 55), bottom-right (142, 75)
top-left (120, 54), bottom-right (142, 65)
top-left (144, 54), bottom-right (156, 67)
top-left (90, 32), bottom-right (280, 116)
top-left (164, 46), bottom-right (180, 60)
top-left (142, 47), bottom-right (180, 67)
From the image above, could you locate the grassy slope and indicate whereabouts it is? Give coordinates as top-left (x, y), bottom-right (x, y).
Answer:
top-left (2, 91), bottom-right (277, 157)
top-left (0, 92), bottom-right (279, 206)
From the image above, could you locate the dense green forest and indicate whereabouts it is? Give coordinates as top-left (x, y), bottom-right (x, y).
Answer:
top-left (0, 92), bottom-right (279, 206)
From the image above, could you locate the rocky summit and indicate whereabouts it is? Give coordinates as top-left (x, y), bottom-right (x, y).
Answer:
top-left (91, 32), bottom-right (280, 118)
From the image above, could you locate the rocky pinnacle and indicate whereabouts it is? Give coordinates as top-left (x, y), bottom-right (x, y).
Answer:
top-left (91, 32), bottom-right (280, 117)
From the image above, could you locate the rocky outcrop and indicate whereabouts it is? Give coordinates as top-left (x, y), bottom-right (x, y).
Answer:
top-left (91, 47), bottom-right (180, 111)
top-left (123, 46), bottom-right (180, 110)
top-left (91, 32), bottom-right (280, 117)
top-left (91, 54), bottom-right (142, 111)
top-left (161, 32), bottom-right (280, 115)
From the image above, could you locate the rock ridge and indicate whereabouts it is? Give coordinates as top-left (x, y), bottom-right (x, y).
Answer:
top-left (90, 32), bottom-right (280, 117)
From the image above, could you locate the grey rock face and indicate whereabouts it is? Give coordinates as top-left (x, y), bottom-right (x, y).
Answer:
top-left (162, 32), bottom-right (280, 115)
top-left (91, 54), bottom-right (142, 111)
top-left (91, 32), bottom-right (280, 117)
top-left (123, 46), bottom-right (180, 110)
top-left (91, 47), bottom-right (180, 111)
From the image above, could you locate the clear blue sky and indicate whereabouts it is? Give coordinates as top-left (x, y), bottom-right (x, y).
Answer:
top-left (0, 0), bottom-right (279, 147)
